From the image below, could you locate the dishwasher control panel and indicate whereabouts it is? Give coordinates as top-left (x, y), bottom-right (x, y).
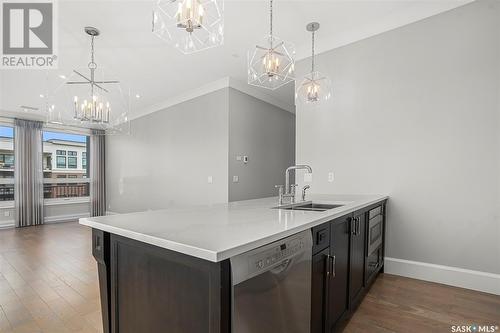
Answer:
top-left (231, 230), bottom-right (313, 286)
top-left (250, 235), bottom-right (305, 274)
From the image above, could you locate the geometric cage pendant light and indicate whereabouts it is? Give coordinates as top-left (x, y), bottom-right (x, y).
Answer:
top-left (296, 22), bottom-right (332, 105)
top-left (152, 0), bottom-right (224, 54)
top-left (248, 0), bottom-right (295, 90)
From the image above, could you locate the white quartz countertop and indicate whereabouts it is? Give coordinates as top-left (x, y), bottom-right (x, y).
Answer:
top-left (79, 194), bottom-right (388, 262)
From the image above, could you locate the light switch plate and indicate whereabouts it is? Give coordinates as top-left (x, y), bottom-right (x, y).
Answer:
top-left (236, 156), bottom-right (242, 161)
top-left (232, 175), bottom-right (239, 183)
top-left (328, 172), bottom-right (334, 182)
top-left (207, 176), bottom-right (213, 184)
top-left (4, 211), bottom-right (10, 217)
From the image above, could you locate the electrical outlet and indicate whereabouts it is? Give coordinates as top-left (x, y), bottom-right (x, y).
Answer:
top-left (232, 175), bottom-right (239, 183)
top-left (304, 173), bottom-right (313, 183)
top-left (328, 172), bottom-right (334, 182)
top-left (4, 211), bottom-right (10, 217)
top-left (236, 156), bottom-right (242, 161)
top-left (208, 176), bottom-right (213, 184)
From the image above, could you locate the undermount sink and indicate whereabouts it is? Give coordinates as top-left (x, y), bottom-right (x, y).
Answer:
top-left (274, 202), bottom-right (344, 212)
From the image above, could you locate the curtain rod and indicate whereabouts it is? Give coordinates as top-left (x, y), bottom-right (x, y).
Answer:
top-left (0, 115), bottom-right (93, 136)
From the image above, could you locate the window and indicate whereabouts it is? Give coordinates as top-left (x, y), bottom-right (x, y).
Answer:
top-left (0, 126), bottom-right (14, 201)
top-left (56, 156), bottom-right (66, 168)
top-left (82, 152), bottom-right (87, 169)
top-left (68, 156), bottom-right (77, 169)
top-left (43, 130), bottom-right (89, 199)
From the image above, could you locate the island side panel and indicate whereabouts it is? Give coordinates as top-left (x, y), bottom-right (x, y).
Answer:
top-left (92, 229), bottom-right (111, 333)
top-left (108, 234), bottom-right (231, 333)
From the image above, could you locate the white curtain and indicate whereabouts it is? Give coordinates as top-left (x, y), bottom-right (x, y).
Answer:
top-left (14, 119), bottom-right (44, 227)
top-left (90, 130), bottom-right (106, 216)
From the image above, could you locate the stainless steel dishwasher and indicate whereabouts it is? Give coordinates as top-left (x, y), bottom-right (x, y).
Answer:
top-left (230, 230), bottom-right (313, 333)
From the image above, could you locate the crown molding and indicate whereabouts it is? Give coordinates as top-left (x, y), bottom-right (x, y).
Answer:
top-left (130, 76), bottom-right (295, 122)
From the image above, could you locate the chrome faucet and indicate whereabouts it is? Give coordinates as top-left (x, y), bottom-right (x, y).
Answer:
top-left (275, 165), bottom-right (313, 205)
top-left (285, 165), bottom-right (312, 194)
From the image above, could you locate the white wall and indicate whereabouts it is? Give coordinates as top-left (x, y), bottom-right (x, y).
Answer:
top-left (228, 88), bottom-right (295, 201)
top-left (106, 89), bottom-right (229, 213)
top-left (296, 0), bottom-right (500, 274)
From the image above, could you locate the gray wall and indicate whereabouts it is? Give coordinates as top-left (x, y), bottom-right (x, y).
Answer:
top-left (106, 89), bottom-right (229, 213)
top-left (296, 0), bottom-right (500, 274)
top-left (228, 88), bottom-right (295, 201)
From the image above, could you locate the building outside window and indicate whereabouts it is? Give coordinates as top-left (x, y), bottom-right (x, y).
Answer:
top-left (0, 126), bottom-right (14, 201)
top-left (68, 156), bottom-right (77, 169)
top-left (82, 152), bottom-right (87, 169)
top-left (56, 156), bottom-right (66, 168)
top-left (43, 131), bottom-right (89, 199)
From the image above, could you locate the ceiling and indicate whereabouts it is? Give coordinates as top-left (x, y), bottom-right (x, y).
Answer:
top-left (0, 0), bottom-right (473, 120)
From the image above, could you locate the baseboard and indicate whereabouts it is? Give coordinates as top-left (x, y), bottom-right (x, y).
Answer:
top-left (384, 257), bottom-right (500, 295)
top-left (0, 213), bottom-right (89, 228)
top-left (44, 212), bottom-right (90, 224)
top-left (0, 220), bottom-right (14, 229)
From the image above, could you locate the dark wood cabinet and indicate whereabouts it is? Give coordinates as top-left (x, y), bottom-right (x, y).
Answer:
top-left (311, 199), bottom-right (387, 333)
top-left (311, 248), bottom-right (330, 333)
top-left (326, 215), bottom-right (351, 332)
top-left (92, 232), bottom-right (231, 333)
top-left (349, 211), bottom-right (366, 307)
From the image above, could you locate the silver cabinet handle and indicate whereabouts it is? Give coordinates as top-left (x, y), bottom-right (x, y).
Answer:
top-left (325, 254), bottom-right (336, 278)
top-left (331, 255), bottom-right (336, 278)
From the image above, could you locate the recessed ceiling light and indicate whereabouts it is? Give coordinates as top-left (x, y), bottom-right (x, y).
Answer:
top-left (135, 94), bottom-right (141, 99)
top-left (39, 94), bottom-right (44, 98)
top-left (59, 74), bottom-right (66, 79)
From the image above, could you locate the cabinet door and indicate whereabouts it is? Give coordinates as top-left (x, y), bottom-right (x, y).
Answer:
top-left (311, 248), bottom-right (329, 333)
top-left (326, 215), bottom-right (351, 331)
top-left (349, 211), bottom-right (366, 306)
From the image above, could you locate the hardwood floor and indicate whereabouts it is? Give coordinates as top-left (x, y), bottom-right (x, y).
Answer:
top-left (1, 222), bottom-right (499, 333)
top-left (345, 274), bottom-right (500, 332)
top-left (0, 222), bottom-right (101, 333)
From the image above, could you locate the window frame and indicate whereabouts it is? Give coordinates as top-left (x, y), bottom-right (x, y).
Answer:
top-left (0, 123), bottom-right (15, 203)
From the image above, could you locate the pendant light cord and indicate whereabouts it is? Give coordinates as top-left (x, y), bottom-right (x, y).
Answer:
top-left (311, 30), bottom-right (315, 73)
top-left (89, 35), bottom-right (96, 95)
top-left (269, 0), bottom-right (273, 37)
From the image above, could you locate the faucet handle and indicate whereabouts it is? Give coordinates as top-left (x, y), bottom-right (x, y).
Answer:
top-left (275, 185), bottom-right (284, 205)
top-left (274, 185), bottom-right (284, 196)
top-left (301, 185), bottom-right (310, 201)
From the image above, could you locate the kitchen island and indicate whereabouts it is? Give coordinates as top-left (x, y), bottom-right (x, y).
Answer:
top-left (80, 194), bottom-right (388, 333)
